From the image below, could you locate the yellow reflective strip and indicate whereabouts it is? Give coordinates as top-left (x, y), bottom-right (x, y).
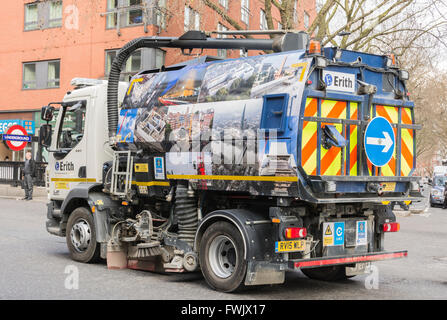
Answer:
top-left (302, 122), bottom-right (317, 147)
top-left (384, 106), bottom-right (399, 123)
top-left (324, 156), bottom-right (341, 175)
top-left (381, 164), bottom-right (394, 177)
top-left (166, 174), bottom-right (297, 182)
top-left (400, 158), bottom-right (411, 176)
top-left (303, 149), bottom-right (317, 174)
top-left (350, 162), bottom-right (358, 176)
top-left (51, 178), bottom-right (96, 182)
top-left (305, 97), bottom-right (316, 110)
top-left (403, 107), bottom-right (413, 124)
top-left (402, 129), bottom-right (414, 153)
top-left (350, 127), bottom-right (357, 153)
top-left (131, 181), bottom-right (170, 187)
top-left (350, 103), bottom-right (358, 117)
top-left (321, 100), bottom-right (337, 118)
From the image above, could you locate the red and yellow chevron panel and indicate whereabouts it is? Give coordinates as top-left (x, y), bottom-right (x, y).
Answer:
top-left (301, 98), bottom-right (318, 175)
top-left (375, 105), bottom-right (398, 176)
top-left (320, 100), bottom-right (346, 176)
top-left (301, 100), bottom-right (414, 178)
top-left (401, 107), bottom-right (414, 176)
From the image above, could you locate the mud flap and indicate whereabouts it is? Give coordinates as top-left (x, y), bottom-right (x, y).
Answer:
top-left (244, 261), bottom-right (286, 286)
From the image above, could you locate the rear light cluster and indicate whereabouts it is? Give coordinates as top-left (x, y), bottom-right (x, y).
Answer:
top-left (284, 227), bottom-right (307, 239)
top-left (383, 222), bottom-right (400, 232)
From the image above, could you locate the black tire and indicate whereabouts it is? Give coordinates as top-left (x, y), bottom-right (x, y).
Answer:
top-left (199, 221), bottom-right (247, 292)
top-left (66, 207), bottom-right (101, 263)
top-left (301, 265), bottom-right (353, 281)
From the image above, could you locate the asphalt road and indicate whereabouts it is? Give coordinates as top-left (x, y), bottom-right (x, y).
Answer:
top-left (0, 196), bottom-right (446, 300)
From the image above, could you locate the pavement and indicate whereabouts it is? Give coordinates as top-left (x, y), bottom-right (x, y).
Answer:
top-left (0, 185), bottom-right (47, 202)
top-left (0, 189), bottom-right (446, 300)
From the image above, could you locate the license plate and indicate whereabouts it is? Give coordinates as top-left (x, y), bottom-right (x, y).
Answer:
top-left (381, 182), bottom-right (396, 192)
top-left (275, 240), bottom-right (305, 253)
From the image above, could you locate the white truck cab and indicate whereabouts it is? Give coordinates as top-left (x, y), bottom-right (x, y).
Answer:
top-left (46, 79), bottom-right (127, 200)
top-left (41, 79), bottom-right (127, 240)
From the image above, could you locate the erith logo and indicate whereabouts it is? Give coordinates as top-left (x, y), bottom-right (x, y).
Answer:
top-left (323, 70), bottom-right (356, 93)
top-left (55, 161), bottom-right (75, 171)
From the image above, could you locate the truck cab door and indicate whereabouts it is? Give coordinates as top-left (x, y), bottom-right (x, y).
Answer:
top-left (48, 99), bottom-right (88, 200)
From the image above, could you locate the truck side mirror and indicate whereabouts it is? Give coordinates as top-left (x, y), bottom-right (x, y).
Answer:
top-left (39, 124), bottom-right (52, 147)
top-left (41, 105), bottom-right (55, 122)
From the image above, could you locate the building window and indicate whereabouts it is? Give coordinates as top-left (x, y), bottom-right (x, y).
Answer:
top-left (105, 48), bottom-right (165, 81)
top-left (24, 1), bottom-right (62, 31)
top-left (184, 6), bottom-right (200, 31)
top-left (23, 60), bottom-right (60, 90)
top-left (304, 11), bottom-right (310, 29)
top-left (217, 23), bottom-right (228, 58)
top-left (241, 0), bottom-right (249, 25)
top-left (49, 1), bottom-right (63, 28)
top-left (260, 10), bottom-right (267, 30)
top-left (24, 3), bottom-right (38, 31)
top-left (106, 0), bottom-right (143, 29)
top-left (47, 61), bottom-right (61, 88)
top-left (219, 0), bottom-right (228, 10)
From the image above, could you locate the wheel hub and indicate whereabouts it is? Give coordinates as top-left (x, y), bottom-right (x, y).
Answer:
top-left (70, 219), bottom-right (91, 252)
top-left (208, 235), bottom-right (237, 279)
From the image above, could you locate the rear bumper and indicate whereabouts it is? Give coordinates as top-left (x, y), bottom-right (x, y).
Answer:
top-left (289, 250), bottom-right (408, 269)
top-left (430, 196), bottom-right (444, 205)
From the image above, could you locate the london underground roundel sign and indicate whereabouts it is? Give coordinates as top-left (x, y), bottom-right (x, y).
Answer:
top-left (4, 125), bottom-right (30, 151)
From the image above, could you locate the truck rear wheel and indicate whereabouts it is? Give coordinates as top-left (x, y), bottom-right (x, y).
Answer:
top-left (199, 221), bottom-right (247, 292)
top-left (301, 265), bottom-right (353, 281)
top-left (66, 207), bottom-right (100, 263)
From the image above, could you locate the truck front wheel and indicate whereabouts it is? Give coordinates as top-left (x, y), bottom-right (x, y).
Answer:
top-left (66, 207), bottom-right (100, 263)
top-left (199, 221), bottom-right (247, 292)
top-left (301, 265), bottom-right (353, 281)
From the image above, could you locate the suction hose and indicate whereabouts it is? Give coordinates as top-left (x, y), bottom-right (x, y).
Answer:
top-left (107, 37), bottom-right (149, 142)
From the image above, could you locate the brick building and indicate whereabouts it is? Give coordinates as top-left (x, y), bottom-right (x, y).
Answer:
top-left (0, 0), bottom-right (316, 160)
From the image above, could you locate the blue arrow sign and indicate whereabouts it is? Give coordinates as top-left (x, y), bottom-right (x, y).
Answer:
top-left (2, 134), bottom-right (31, 142)
top-left (364, 116), bottom-right (395, 167)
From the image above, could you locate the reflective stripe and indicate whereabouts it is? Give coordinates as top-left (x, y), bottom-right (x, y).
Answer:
top-left (320, 100), bottom-right (346, 176)
top-left (132, 181), bottom-right (170, 186)
top-left (294, 251), bottom-right (408, 268)
top-left (301, 98), bottom-right (318, 175)
top-left (51, 178), bottom-right (96, 182)
top-left (349, 103), bottom-right (358, 176)
top-left (166, 174), bottom-right (297, 182)
top-left (400, 108), bottom-right (414, 176)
